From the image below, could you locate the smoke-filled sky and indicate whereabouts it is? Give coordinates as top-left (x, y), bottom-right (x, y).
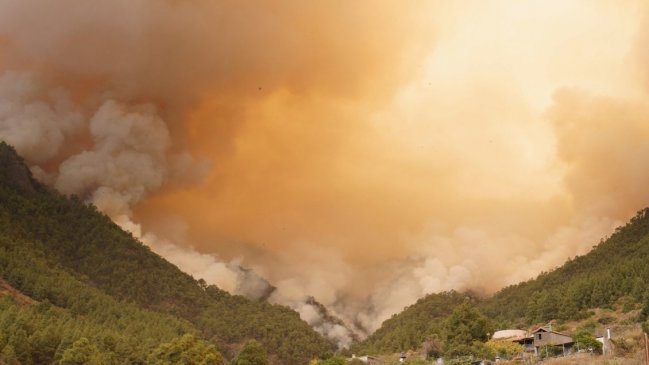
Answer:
top-left (2, 0), bottom-right (649, 345)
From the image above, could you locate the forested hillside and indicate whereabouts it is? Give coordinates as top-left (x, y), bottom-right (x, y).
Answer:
top-left (5, 136), bottom-right (649, 364)
top-left (350, 291), bottom-right (472, 355)
top-left (0, 142), bottom-right (332, 364)
top-left (482, 208), bottom-right (649, 325)
top-left (353, 208), bottom-right (649, 357)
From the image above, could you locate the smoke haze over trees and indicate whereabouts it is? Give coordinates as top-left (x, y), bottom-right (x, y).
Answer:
top-left (1, 0), bottom-right (649, 339)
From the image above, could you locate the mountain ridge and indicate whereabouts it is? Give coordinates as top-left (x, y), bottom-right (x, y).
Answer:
top-left (352, 207), bottom-right (649, 357)
top-left (4, 139), bottom-right (649, 363)
top-left (0, 141), bottom-right (333, 364)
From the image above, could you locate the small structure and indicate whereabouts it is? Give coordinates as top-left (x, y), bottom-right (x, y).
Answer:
top-left (516, 336), bottom-right (535, 353)
top-left (492, 329), bottom-right (527, 340)
top-left (495, 329), bottom-right (534, 353)
top-left (350, 354), bottom-right (381, 365)
top-left (399, 352), bottom-right (406, 363)
top-left (596, 328), bottom-right (612, 355)
top-left (530, 327), bottom-right (574, 355)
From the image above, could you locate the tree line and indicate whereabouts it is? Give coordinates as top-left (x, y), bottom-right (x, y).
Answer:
top-left (0, 141), bottom-right (332, 364)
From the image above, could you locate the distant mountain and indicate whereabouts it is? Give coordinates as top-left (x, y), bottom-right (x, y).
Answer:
top-left (353, 208), bottom-right (649, 355)
top-left (0, 142), bottom-right (333, 364)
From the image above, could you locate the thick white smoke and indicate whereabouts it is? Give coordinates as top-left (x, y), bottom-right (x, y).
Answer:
top-left (3, 0), bottom-right (649, 349)
top-left (297, 301), bottom-right (355, 349)
top-left (0, 70), bottom-right (258, 295)
top-left (0, 69), bottom-right (353, 346)
top-left (0, 72), bottom-right (83, 165)
top-left (344, 217), bottom-right (620, 334)
top-left (260, 243), bottom-right (359, 345)
top-left (56, 101), bottom-right (172, 214)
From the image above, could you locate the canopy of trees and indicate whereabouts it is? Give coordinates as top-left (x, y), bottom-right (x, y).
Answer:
top-left (0, 142), bottom-right (332, 365)
top-left (443, 303), bottom-right (493, 359)
top-left (4, 138), bottom-right (649, 362)
top-left (350, 291), bottom-right (471, 355)
top-left (232, 340), bottom-right (268, 365)
top-left (354, 205), bottom-right (649, 358)
top-left (481, 208), bottom-right (649, 327)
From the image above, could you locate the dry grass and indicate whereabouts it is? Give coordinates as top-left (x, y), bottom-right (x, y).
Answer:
top-left (496, 353), bottom-right (645, 365)
top-left (541, 354), bottom-right (645, 364)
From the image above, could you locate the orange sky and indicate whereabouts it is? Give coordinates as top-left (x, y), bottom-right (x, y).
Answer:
top-left (134, 0), bottom-right (647, 272)
top-left (2, 0), bottom-right (649, 334)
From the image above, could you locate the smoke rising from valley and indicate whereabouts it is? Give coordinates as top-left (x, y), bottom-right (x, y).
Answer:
top-left (2, 0), bottom-right (649, 343)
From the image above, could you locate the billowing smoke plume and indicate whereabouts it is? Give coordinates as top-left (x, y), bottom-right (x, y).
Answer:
top-left (0, 72), bottom-right (83, 165)
top-left (0, 67), bottom-right (357, 342)
top-left (0, 0), bottom-right (436, 345)
top-left (2, 0), bottom-right (649, 343)
top-left (0, 69), bottom-right (262, 298)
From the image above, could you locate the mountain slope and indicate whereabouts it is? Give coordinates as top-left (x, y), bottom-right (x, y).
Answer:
top-left (481, 208), bottom-right (649, 325)
top-left (0, 230), bottom-right (197, 364)
top-left (0, 142), bottom-right (332, 364)
top-left (354, 208), bottom-right (649, 355)
top-left (350, 291), bottom-right (473, 355)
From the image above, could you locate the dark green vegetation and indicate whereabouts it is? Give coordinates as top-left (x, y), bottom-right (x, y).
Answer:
top-left (442, 303), bottom-right (493, 359)
top-left (0, 142), bottom-right (332, 364)
top-left (354, 207), bottom-right (649, 359)
top-left (232, 340), bottom-right (268, 365)
top-left (4, 137), bottom-right (649, 363)
top-left (482, 208), bottom-right (649, 325)
top-left (352, 291), bottom-right (471, 354)
top-left (147, 334), bottom-right (225, 365)
top-left (351, 296), bottom-right (493, 360)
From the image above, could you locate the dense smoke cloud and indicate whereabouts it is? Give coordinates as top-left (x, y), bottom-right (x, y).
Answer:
top-left (2, 0), bottom-right (649, 343)
top-left (0, 72), bottom-right (83, 164)
top-left (0, 0), bottom-right (437, 344)
top-left (549, 91), bottom-right (649, 219)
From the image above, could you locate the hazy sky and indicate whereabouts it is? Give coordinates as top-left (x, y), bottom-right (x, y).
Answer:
top-left (1, 0), bottom-right (648, 338)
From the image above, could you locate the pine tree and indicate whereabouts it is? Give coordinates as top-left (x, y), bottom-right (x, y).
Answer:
top-left (233, 340), bottom-right (269, 365)
top-left (148, 334), bottom-right (224, 365)
top-left (1, 344), bottom-right (18, 365)
top-left (60, 337), bottom-right (103, 365)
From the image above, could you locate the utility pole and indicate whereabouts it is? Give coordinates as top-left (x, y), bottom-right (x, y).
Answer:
top-left (606, 328), bottom-right (611, 357)
top-left (644, 332), bottom-right (649, 365)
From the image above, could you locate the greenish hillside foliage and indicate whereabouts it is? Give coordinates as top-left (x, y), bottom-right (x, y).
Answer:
top-left (0, 142), bottom-right (332, 364)
top-left (352, 297), bottom-right (494, 361)
top-left (148, 334), bottom-right (225, 365)
top-left (350, 291), bottom-right (473, 354)
top-left (232, 339), bottom-right (268, 365)
top-left (481, 207), bottom-right (649, 325)
top-left (442, 303), bottom-right (493, 359)
top-left (0, 232), bottom-right (196, 364)
top-left (354, 208), bottom-right (649, 357)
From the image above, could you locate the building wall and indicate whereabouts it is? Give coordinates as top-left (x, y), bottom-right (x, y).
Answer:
top-left (533, 331), bottom-right (573, 347)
